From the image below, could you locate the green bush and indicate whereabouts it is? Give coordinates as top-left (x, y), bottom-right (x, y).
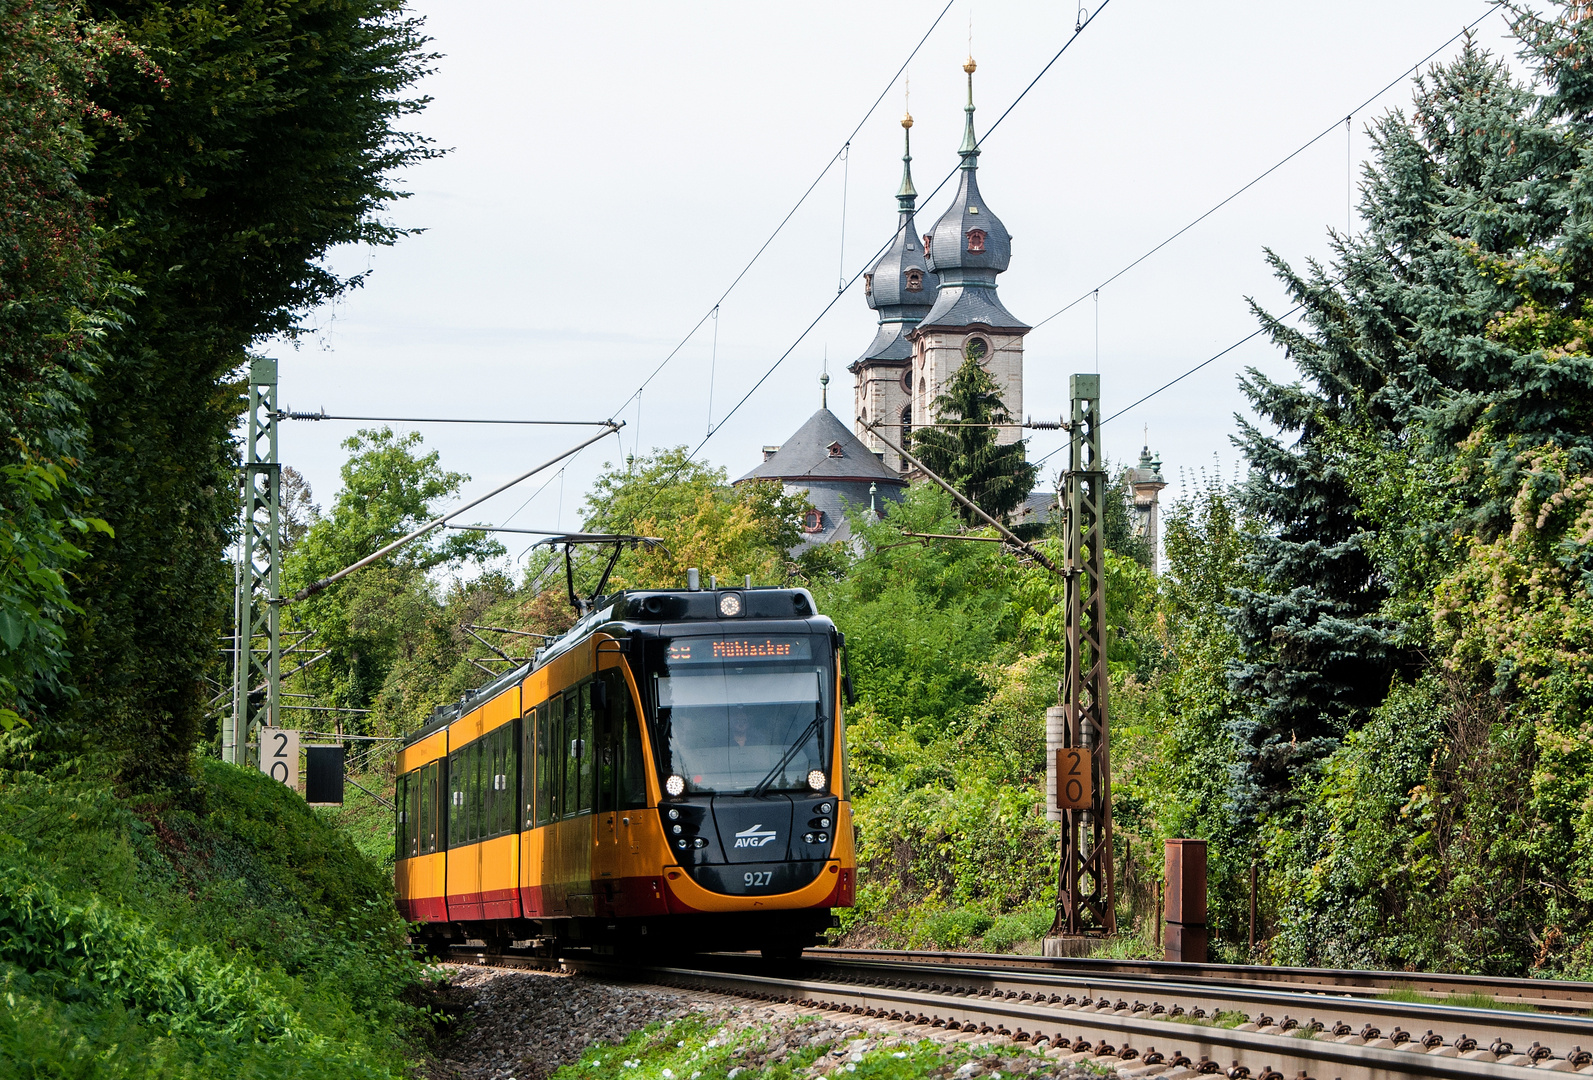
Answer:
top-left (919, 909), bottom-right (995, 950)
top-left (0, 758), bottom-right (431, 1077)
top-left (979, 909), bottom-right (1053, 953)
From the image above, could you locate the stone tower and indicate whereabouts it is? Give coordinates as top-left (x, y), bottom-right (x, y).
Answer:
top-left (851, 108), bottom-right (937, 473)
top-left (908, 56), bottom-right (1029, 452)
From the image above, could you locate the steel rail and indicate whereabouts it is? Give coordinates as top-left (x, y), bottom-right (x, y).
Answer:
top-left (443, 946), bottom-right (1593, 1076)
top-left (810, 948), bottom-right (1593, 1015)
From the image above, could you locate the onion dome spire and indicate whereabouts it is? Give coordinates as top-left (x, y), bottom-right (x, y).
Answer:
top-left (959, 56), bottom-right (980, 167)
top-left (897, 110), bottom-right (917, 213)
top-left (919, 54), bottom-right (1026, 333)
top-left (850, 108), bottom-right (938, 372)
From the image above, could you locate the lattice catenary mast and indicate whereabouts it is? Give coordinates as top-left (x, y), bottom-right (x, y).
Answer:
top-left (227, 357), bottom-right (281, 765)
top-left (1050, 373), bottom-right (1116, 937)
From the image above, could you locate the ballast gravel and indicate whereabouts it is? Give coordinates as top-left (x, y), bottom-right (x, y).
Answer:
top-left (423, 964), bottom-right (1112, 1080)
top-left (426, 965), bottom-right (703, 1080)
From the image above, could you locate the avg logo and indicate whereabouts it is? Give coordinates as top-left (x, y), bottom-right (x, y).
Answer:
top-left (733, 823), bottom-right (779, 849)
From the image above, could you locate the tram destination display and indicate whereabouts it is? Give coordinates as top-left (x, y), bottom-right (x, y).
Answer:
top-left (667, 636), bottom-right (814, 663)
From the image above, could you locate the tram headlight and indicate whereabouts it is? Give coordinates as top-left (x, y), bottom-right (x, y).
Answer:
top-left (666, 774), bottom-right (686, 796)
top-left (806, 769), bottom-right (826, 791)
top-left (668, 808), bottom-right (680, 820)
top-left (677, 839), bottom-right (688, 850)
top-left (717, 592), bottom-right (743, 617)
top-left (672, 824), bottom-right (682, 835)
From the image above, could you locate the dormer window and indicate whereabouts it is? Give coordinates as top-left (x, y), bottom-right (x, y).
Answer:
top-left (922, 233), bottom-right (932, 253)
top-left (803, 509), bottom-right (824, 533)
top-left (905, 269), bottom-right (923, 292)
top-left (864, 273), bottom-right (873, 297)
top-left (826, 440), bottom-right (844, 458)
top-left (967, 229), bottom-right (987, 254)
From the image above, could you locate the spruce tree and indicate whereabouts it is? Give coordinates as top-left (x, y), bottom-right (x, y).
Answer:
top-left (1227, 39), bottom-right (1568, 806)
top-left (911, 347), bottom-right (1038, 526)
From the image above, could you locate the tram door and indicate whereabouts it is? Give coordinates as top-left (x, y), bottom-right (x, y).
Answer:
top-left (591, 666), bottom-right (649, 914)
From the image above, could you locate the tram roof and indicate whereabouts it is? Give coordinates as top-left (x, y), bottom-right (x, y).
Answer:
top-left (398, 586), bottom-right (827, 749)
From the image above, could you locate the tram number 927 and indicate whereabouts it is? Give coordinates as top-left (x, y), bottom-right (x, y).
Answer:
top-left (744, 871), bottom-right (774, 888)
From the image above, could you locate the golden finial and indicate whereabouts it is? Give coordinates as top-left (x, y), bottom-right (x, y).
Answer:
top-left (964, 56), bottom-right (977, 74)
top-left (902, 112), bottom-right (913, 129)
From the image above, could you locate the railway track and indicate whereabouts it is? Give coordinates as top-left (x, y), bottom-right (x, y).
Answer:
top-left (812, 948), bottom-right (1593, 1015)
top-left (445, 945), bottom-right (1593, 1078)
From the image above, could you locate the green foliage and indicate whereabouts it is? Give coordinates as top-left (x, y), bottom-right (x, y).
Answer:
top-left (556, 1013), bottom-right (986, 1080)
top-left (582, 447), bottom-right (808, 591)
top-left (0, 3), bottom-right (131, 734)
top-left (0, 758), bottom-right (431, 1077)
top-left (0, 452), bottom-right (113, 731)
top-left (918, 908), bottom-right (995, 950)
top-left (909, 349), bottom-right (1037, 526)
top-left (979, 908), bottom-right (1053, 953)
top-left (53, 0), bottom-right (441, 786)
top-left (281, 428), bottom-right (502, 721)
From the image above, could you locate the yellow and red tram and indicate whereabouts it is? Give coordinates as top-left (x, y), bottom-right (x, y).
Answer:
top-left (394, 584), bottom-right (855, 956)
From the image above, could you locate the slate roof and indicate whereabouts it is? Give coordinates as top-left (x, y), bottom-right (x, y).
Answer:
top-left (735, 408), bottom-right (907, 486)
top-left (916, 103), bottom-right (1026, 333)
top-left (924, 163), bottom-right (1012, 279)
top-left (855, 124), bottom-right (938, 369)
top-left (853, 321), bottom-right (915, 367)
top-left (919, 281), bottom-right (1028, 332)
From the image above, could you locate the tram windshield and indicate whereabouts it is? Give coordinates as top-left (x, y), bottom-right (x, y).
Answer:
top-left (649, 634), bottom-right (833, 795)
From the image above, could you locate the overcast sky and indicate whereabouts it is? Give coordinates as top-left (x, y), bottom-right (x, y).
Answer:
top-left (267, 0), bottom-right (1522, 574)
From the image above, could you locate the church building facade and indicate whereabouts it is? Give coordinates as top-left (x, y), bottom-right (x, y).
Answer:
top-left (852, 58), bottom-right (1029, 473)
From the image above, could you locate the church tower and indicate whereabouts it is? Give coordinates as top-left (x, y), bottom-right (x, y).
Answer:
top-left (851, 109), bottom-right (938, 473)
top-left (909, 56), bottom-right (1028, 449)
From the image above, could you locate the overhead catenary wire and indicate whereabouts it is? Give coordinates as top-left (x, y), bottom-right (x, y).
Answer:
top-left (1029, 7), bottom-right (1496, 333)
top-left (608, 0), bottom-right (956, 421)
top-left (1041, 127), bottom-right (1593, 465)
top-left (292, 423), bottom-right (620, 601)
top-left (691, 0), bottom-right (1116, 463)
top-left (277, 411), bottom-right (615, 426)
top-left (581, 1), bottom-right (1115, 559)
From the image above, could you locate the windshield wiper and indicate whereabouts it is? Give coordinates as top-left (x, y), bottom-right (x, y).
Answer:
top-left (748, 715), bottom-right (826, 798)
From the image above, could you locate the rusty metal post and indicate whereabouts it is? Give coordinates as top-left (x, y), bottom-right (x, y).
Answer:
top-left (1163, 838), bottom-right (1208, 962)
top-left (1050, 373), bottom-right (1115, 939)
top-left (1249, 857), bottom-right (1258, 952)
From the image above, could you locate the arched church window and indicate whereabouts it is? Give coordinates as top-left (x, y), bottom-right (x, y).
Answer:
top-left (966, 229), bottom-right (987, 254)
top-left (900, 405), bottom-right (913, 443)
top-left (965, 337), bottom-right (990, 365)
top-left (905, 269), bottom-right (923, 292)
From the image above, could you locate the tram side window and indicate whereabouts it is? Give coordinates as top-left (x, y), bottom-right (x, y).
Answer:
top-left (561, 689), bottom-right (579, 818)
top-left (491, 723), bottom-right (515, 838)
top-left (414, 774), bottom-right (426, 860)
top-left (538, 697), bottom-right (557, 821)
top-left (395, 772), bottom-right (409, 860)
top-left (470, 739), bottom-right (486, 843)
top-left (608, 670), bottom-right (647, 810)
top-left (479, 733), bottom-right (496, 840)
top-left (521, 707), bottom-right (537, 829)
top-left (577, 682), bottom-right (596, 815)
top-left (421, 761), bottom-right (438, 853)
top-left (596, 678), bottom-right (615, 814)
top-left (447, 748), bottom-right (465, 849)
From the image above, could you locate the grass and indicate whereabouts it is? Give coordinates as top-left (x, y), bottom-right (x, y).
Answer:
top-left (551, 1013), bottom-right (1110, 1080)
top-left (0, 756), bottom-right (437, 1078)
top-left (1377, 988), bottom-right (1538, 1013)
